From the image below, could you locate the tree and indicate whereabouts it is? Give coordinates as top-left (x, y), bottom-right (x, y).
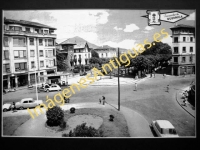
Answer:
top-left (91, 49), bottom-right (99, 58)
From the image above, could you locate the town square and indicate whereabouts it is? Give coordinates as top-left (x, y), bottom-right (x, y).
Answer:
top-left (2, 9), bottom-right (195, 137)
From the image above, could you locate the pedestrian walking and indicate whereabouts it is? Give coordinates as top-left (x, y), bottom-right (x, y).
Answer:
top-left (99, 97), bottom-right (101, 104)
top-left (135, 82), bottom-right (137, 91)
top-left (166, 85), bottom-right (169, 92)
top-left (163, 73), bottom-right (166, 79)
top-left (102, 96), bottom-right (105, 105)
top-left (12, 102), bottom-right (17, 112)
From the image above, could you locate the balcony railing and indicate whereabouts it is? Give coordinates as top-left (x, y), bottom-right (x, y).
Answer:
top-left (15, 68), bottom-right (27, 72)
top-left (4, 30), bottom-right (56, 38)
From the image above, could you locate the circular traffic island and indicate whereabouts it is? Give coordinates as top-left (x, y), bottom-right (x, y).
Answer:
top-left (45, 107), bottom-right (130, 137)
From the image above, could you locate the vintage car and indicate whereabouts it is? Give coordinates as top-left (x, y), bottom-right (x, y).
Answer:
top-left (151, 120), bottom-right (179, 137)
top-left (3, 103), bottom-right (12, 112)
top-left (44, 84), bottom-right (61, 92)
top-left (15, 98), bottom-right (43, 110)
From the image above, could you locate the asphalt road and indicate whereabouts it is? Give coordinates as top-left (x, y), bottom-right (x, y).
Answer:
top-left (3, 74), bottom-right (195, 136)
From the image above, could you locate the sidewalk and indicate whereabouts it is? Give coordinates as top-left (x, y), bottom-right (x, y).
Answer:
top-left (4, 102), bottom-right (153, 137)
top-left (176, 87), bottom-right (195, 118)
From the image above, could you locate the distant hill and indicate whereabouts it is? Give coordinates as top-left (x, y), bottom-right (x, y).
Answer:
top-left (56, 36), bottom-right (128, 53)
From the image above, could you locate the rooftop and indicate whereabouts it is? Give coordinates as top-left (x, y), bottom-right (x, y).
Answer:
top-left (170, 24), bottom-right (195, 29)
top-left (4, 18), bottom-right (56, 30)
top-left (74, 42), bottom-right (88, 49)
top-left (156, 120), bottom-right (175, 129)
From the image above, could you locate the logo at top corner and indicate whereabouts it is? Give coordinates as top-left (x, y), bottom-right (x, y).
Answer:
top-left (142, 10), bottom-right (189, 26)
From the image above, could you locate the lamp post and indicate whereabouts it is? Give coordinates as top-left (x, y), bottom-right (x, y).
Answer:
top-left (34, 66), bottom-right (38, 102)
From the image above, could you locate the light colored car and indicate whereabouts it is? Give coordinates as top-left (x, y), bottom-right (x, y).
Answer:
top-left (3, 103), bottom-right (12, 112)
top-left (44, 84), bottom-right (61, 92)
top-left (15, 98), bottom-right (43, 110)
top-left (151, 120), bottom-right (179, 137)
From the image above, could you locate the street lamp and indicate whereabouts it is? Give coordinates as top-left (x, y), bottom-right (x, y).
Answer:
top-left (34, 66), bottom-right (38, 102)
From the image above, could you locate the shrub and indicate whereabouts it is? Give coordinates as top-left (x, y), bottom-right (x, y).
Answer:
top-left (70, 107), bottom-right (75, 113)
top-left (62, 133), bottom-right (69, 137)
top-left (59, 120), bottom-right (67, 129)
top-left (69, 123), bottom-right (103, 137)
top-left (46, 106), bottom-right (64, 126)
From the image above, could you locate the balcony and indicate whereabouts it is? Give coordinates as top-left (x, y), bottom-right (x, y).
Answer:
top-left (4, 30), bottom-right (56, 38)
top-left (15, 68), bottom-right (27, 72)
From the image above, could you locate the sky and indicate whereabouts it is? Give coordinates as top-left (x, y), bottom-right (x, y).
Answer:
top-left (4, 9), bottom-right (195, 49)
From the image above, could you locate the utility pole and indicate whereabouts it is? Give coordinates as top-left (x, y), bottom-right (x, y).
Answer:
top-left (118, 47), bottom-right (120, 111)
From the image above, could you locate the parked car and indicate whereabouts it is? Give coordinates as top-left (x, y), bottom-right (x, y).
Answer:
top-left (15, 98), bottom-right (43, 110)
top-left (151, 120), bottom-right (179, 137)
top-left (80, 72), bottom-right (87, 76)
top-left (44, 84), bottom-right (61, 92)
top-left (3, 103), bottom-right (12, 112)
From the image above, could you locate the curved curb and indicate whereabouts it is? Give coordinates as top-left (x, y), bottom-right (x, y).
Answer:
top-left (11, 102), bottom-right (153, 137)
top-left (175, 92), bottom-right (195, 118)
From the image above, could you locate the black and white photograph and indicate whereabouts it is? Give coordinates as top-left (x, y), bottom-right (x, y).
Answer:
top-left (2, 9), bottom-right (196, 138)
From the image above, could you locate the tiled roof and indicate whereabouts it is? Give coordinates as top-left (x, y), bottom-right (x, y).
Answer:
top-left (94, 45), bottom-right (116, 50)
top-left (59, 39), bottom-right (76, 45)
top-left (4, 18), bottom-right (56, 30)
top-left (170, 24), bottom-right (195, 29)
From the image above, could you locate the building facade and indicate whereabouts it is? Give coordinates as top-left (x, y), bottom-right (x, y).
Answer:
top-left (94, 45), bottom-right (117, 58)
top-left (3, 18), bottom-right (57, 89)
top-left (170, 24), bottom-right (195, 76)
top-left (56, 40), bottom-right (91, 70)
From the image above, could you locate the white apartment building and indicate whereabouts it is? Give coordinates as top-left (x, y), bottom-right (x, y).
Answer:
top-left (3, 18), bottom-right (57, 89)
top-left (170, 24), bottom-right (195, 76)
top-left (94, 45), bottom-right (117, 58)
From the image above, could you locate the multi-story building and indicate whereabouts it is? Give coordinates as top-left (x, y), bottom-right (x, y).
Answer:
top-left (94, 45), bottom-right (117, 58)
top-left (170, 24), bottom-right (195, 76)
top-left (73, 42), bottom-right (91, 65)
top-left (3, 18), bottom-right (57, 89)
top-left (56, 39), bottom-right (91, 70)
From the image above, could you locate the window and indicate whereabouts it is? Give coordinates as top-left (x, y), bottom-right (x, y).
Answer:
top-left (39, 39), bottom-right (43, 46)
top-left (106, 53), bottom-right (108, 57)
top-left (39, 50), bottom-right (43, 57)
top-left (46, 50), bottom-right (48, 57)
top-left (102, 53), bottom-right (103, 57)
top-left (9, 26), bottom-right (22, 31)
top-left (190, 37), bottom-right (193, 42)
top-left (45, 39), bottom-right (47, 46)
top-left (29, 38), bottom-right (34, 45)
top-left (190, 56), bottom-right (192, 62)
top-left (31, 62), bottom-right (35, 68)
top-left (30, 50), bottom-right (35, 57)
top-left (26, 27), bottom-right (31, 33)
top-left (3, 64), bottom-right (10, 73)
top-left (174, 37), bottom-right (178, 43)
top-left (53, 49), bottom-right (56, 56)
top-left (44, 30), bottom-right (48, 34)
top-left (23, 101), bottom-right (28, 103)
top-left (4, 37), bottom-right (8, 47)
top-left (15, 62), bottom-right (27, 71)
top-left (190, 47), bottom-right (193, 52)
top-left (183, 37), bottom-right (186, 42)
top-left (174, 57), bottom-right (178, 63)
top-left (40, 61), bottom-right (44, 67)
top-left (3, 50), bottom-right (9, 60)
top-left (174, 47), bottom-right (178, 53)
top-left (14, 50), bottom-right (26, 58)
top-left (48, 50), bottom-right (53, 57)
top-left (48, 39), bottom-right (53, 46)
top-left (182, 57), bottom-right (186, 63)
top-left (182, 47), bottom-right (186, 53)
top-left (35, 28), bottom-right (39, 33)
top-left (13, 37), bottom-right (26, 47)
